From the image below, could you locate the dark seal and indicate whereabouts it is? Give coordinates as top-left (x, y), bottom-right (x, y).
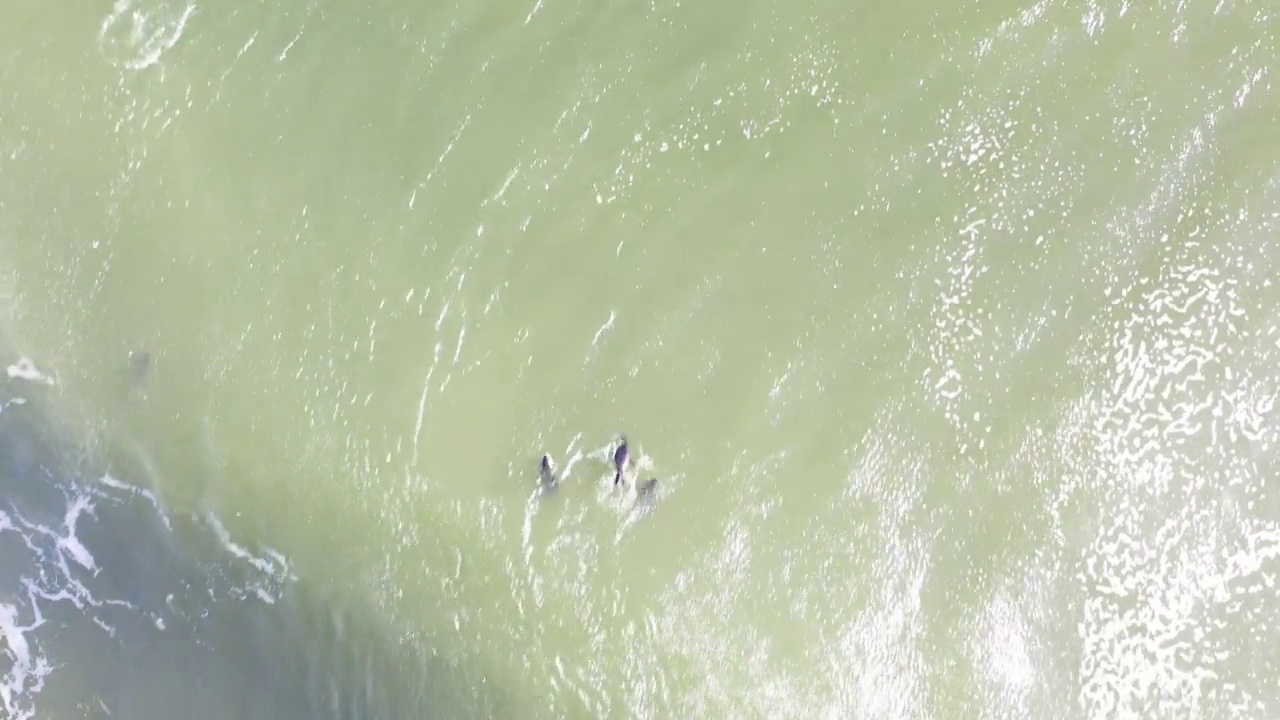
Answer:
top-left (539, 454), bottom-right (559, 495)
top-left (612, 436), bottom-right (630, 486)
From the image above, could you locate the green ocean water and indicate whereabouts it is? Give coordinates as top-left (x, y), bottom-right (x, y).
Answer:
top-left (1, 0), bottom-right (1279, 717)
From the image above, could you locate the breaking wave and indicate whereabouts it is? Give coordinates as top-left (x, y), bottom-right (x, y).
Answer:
top-left (0, 357), bottom-right (295, 719)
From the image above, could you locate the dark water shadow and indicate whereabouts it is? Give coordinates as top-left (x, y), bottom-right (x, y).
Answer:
top-left (0, 367), bottom-right (517, 720)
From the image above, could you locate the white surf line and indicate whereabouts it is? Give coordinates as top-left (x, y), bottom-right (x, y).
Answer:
top-left (276, 22), bottom-right (305, 62)
top-left (524, 0), bottom-right (544, 24)
top-left (439, 308), bottom-right (468, 395)
top-left (483, 165), bottom-right (521, 207)
top-left (204, 512), bottom-right (294, 603)
top-left (411, 341), bottom-right (442, 467)
top-left (0, 509), bottom-right (39, 553)
top-left (452, 310), bottom-right (467, 365)
top-left (8, 496), bottom-right (98, 575)
top-left (58, 495), bottom-right (98, 573)
top-left (96, 473), bottom-right (171, 530)
top-left (558, 449), bottom-right (586, 484)
top-left (9, 503), bottom-right (135, 619)
top-left (563, 432), bottom-right (583, 462)
top-left (208, 31), bottom-right (257, 108)
top-left (435, 298), bottom-right (451, 331)
top-left (591, 311), bottom-right (615, 346)
top-left (412, 275), bottom-right (457, 442)
top-left (410, 114), bottom-right (473, 209)
top-left (410, 266), bottom-right (463, 466)
top-left (205, 513), bottom-right (274, 576)
top-left (99, 0), bottom-right (129, 39)
top-left (127, 3), bottom-right (197, 70)
top-left (0, 595), bottom-right (47, 720)
top-left (582, 311), bottom-right (617, 369)
top-left (438, 268), bottom-right (473, 391)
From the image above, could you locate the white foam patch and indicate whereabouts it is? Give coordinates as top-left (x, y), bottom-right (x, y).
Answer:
top-left (0, 599), bottom-right (51, 720)
top-left (0, 394), bottom-right (298, 716)
top-left (0, 492), bottom-right (129, 720)
top-left (6, 497), bottom-right (135, 614)
top-left (58, 496), bottom-right (97, 572)
top-left (5, 359), bottom-right (54, 386)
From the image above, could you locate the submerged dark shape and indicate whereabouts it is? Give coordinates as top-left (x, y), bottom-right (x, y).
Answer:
top-left (129, 350), bottom-right (150, 377)
top-left (127, 350), bottom-right (151, 391)
top-left (612, 435), bottom-right (630, 486)
top-left (637, 477), bottom-right (658, 498)
top-left (117, 349), bottom-right (152, 399)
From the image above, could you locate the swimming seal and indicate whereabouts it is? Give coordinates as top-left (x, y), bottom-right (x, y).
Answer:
top-left (612, 436), bottom-right (630, 486)
top-left (539, 454), bottom-right (558, 494)
top-left (637, 477), bottom-right (658, 499)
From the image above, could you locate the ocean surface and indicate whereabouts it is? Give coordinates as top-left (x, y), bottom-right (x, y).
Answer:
top-left (2, 0), bottom-right (1279, 718)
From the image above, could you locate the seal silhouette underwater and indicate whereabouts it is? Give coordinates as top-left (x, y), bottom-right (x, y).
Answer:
top-left (635, 476), bottom-right (658, 501)
top-left (117, 349), bottom-right (151, 399)
top-left (129, 350), bottom-right (150, 379)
